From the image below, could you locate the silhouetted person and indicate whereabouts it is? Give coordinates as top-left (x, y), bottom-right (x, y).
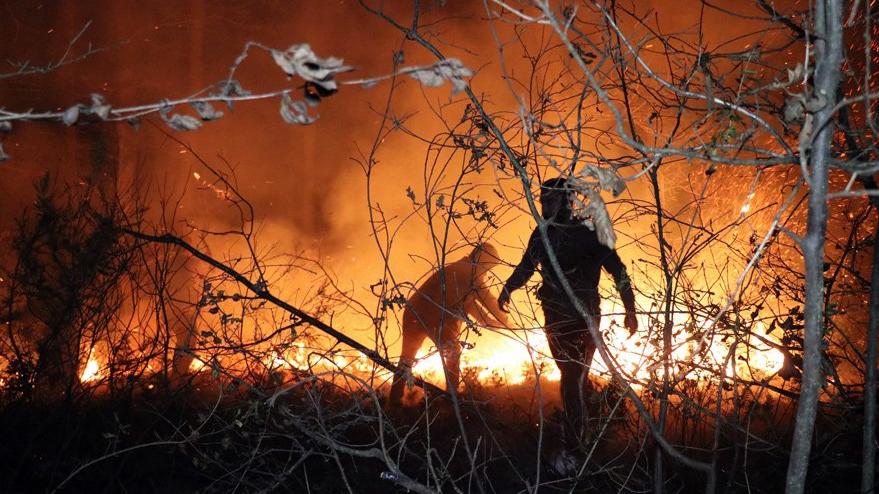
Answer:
top-left (498, 177), bottom-right (637, 440)
top-left (390, 243), bottom-right (510, 406)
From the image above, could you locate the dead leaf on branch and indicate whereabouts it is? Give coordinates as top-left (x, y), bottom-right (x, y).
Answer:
top-left (798, 113), bottom-right (814, 158)
top-left (785, 93), bottom-right (827, 158)
top-left (784, 92), bottom-right (827, 124)
top-left (582, 189), bottom-right (617, 249)
top-left (62, 105), bottom-right (81, 126)
top-left (579, 165), bottom-right (626, 197)
top-left (271, 43), bottom-right (352, 93)
top-left (160, 105), bottom-right (203, 131)
top-left (191, 101), bottom-right (224, 121)
top-left (279, 93), bottom-right (316, 125)
top-left (405, 186), bottom-right (417, 204)
top-left (215, 79), bottom-right (252, 109)
top-left (407, 58), bottom-right (474, 95)
top-left (60, 94), bottom-right (111, 126)
top-left (89, 93), bottom-right (111, 120)
top-left (786, 63), bottom-right (805, 85)
top-left (569, 167), bottom-right (626, 249)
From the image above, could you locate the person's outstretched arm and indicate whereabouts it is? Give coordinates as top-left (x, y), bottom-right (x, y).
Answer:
top-left (467, 294), bottom-right (509, 328)
top-left (602, 249), bottom-right (638, 334)
top-left (498, 229), bottom-right (540, 312)
top-left (473, 280), bottom-right (512, 328)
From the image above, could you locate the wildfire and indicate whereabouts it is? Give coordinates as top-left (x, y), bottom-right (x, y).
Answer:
top-left (400, 298), bottom-right (787, 390)
top-left (79, 351), bottom-right (103, 383)
top-left (189, 357), bottom-right (207, 373)
top-left (593, 301), bottom-right (786, 383)
top-left (65, 284), bottom-right (784, 396)
top-left (411, 335), bottom-right (562, 385)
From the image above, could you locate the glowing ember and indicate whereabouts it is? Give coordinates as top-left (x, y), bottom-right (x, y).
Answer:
top-left (740, 191), bottom-right (756, 215)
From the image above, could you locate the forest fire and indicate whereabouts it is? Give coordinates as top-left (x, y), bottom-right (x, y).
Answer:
top-left (92, 288), bottom-right (784, 394)
top-left (78, 352), bottom-right (103, 384)
top-left (68, 302), bottom-right (787, 391)
top-left (1, 1), bottom-right (876, 492)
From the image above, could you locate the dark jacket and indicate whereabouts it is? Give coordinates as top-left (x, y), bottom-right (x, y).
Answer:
top-left (503, 219), bottom-right (636, 317)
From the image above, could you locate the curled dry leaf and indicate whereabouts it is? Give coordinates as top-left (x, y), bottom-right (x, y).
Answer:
top-left (579, 165), bottom-right (626, 196)
top-left (271, 44), bottom-right (352, 92)
top-left (407, 58), bottom-right (473, 95)
top-left (62, 105), bottom-right (81, 126)
top-left (279, 93), bottom-right (316, 125)
top-left (191, 101), bottom-right (224, 121)
top-left (783, 95), bottom-right (805, 123)
top-left (569, 172), bottom-right (620, 249)
top-left (786, 62), bottom-right (804, 85)
top-left (216, 79), bottom-right (252, 109)
top-left (584, 189), bottom-right (616, 249)
top-left (218, 79), bottom-right (251, 97)
top-left (160, 107), bottom-right (203, 131)
top-left (90, 93), bottom-right (111, 120)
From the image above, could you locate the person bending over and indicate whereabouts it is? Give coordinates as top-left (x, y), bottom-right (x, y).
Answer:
top-left (390, 243), bottom-right (510, 405)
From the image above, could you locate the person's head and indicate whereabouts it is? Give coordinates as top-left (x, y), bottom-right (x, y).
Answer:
top-left (468, 242), bottom-right (501, 275)
top-left (540, 177), bottom-right (571, 220)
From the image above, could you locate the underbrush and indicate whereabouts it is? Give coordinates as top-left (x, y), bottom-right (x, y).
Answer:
top-left (0, 372), bottom-right (867, 493)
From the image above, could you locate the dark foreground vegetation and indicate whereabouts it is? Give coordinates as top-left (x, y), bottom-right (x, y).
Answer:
top-left (0, 374), bottom-right (867, 493)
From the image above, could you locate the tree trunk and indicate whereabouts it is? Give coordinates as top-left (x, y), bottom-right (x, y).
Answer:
top-left (785, 1), bottom-right (843, 492)
top-left (863, 197), bottom-right (879, 492)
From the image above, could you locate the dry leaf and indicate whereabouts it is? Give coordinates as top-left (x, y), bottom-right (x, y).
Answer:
top-left (160, 108), bottom-right (203, 131)
top-left (580, 165), bottom-right (626, 196)
top-left (271, 44), bottom-right (352, 92)
top-left (584, 189), bottom-right (617, 249)
top-left (569, 174), bottom-right (619, 249)
top-left (408, 58), bottom-right (473, 95)
top-left (62, 105), bottom-right (81, 126)
top-left (191, 101), bottom-right (224, 121)
top-left (216, 79), bottom-right (252, 109)
top-left (279, 93), bottom-right (316, 125)
top-left (90, 93), bottom-right (111, 120)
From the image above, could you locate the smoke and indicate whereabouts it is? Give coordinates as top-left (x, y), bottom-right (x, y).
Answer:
top-left (0, 1), bottom-right (503, 337)
top-left (3, 0), bottom-right (857, 381)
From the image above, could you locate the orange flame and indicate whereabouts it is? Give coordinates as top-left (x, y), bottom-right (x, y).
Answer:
top-left (79, 351), bottom-right (103, 383)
